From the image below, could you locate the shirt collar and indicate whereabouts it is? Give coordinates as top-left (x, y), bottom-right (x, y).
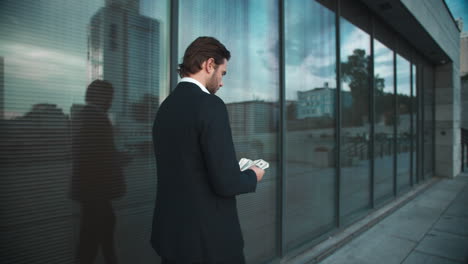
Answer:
top-left (179, 77), bottom-right (210, 94)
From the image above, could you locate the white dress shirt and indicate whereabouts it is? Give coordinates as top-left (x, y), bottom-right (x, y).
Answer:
top-left (179, 77), bottom-right (210, 94)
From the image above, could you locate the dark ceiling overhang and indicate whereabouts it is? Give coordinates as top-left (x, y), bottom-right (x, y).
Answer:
top-left (359, 0), bottom-right (451, 65)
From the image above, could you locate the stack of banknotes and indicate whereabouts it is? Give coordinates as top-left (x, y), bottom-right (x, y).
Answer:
top-left (239, 158), bottom-right (269, 171)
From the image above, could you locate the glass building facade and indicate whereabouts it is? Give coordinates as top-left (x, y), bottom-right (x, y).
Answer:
top-left (0, 0), bottom-right (437, 263)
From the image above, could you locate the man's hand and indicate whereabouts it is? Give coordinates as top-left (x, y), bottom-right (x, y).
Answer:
top-left (249, 165), bottom-right (265, 182)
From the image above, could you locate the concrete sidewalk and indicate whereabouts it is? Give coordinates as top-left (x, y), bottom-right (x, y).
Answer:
top-left (318, 173), bottom-right (468, 264)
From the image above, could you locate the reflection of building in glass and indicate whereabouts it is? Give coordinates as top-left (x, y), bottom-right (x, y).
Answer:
top-left (2, 104), bottom-right (70, 162)
top-left (88, 0), bottom-right (160, 151)
top-left (226, 100), bottom-right (278, 136)
top-left (226, 100), bottom-right (278, 160)
top-left (0, 56), bottom-right (3, 119)
top-left (296, 82), bottom-right (352, 119)
top-left (70, 104), bottom-right (85, 122)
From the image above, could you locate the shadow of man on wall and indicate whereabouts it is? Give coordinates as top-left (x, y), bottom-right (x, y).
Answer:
top-left (71, 80), bottom-right (130, 264)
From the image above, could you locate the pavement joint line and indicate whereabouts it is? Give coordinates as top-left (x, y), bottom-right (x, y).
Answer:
top-left (411, 249), bottom-right (466, 264)
top-left (432, 228), bottom-right (468, 238)
top-left (399, 240), bottom-right (420, 264)
top-left (285, 177), bottom-right (441, 264)
top-left (389, 234), bottom-right (419, 243)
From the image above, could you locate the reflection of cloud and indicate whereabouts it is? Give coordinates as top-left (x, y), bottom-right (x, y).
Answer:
top-left (1, 42), bottom-right (88, 115)
top-left (375, 52), bottom-right (393, 64)
top-left (341, 24), bottom-right (370, 59)
top-left (374, 40), bottom-right (394, 92)
top-left (1, 42), bottom-right (85, 82)
top-left (218, 49), bottom-right (279, 103)
top-left (396, 56), bottom-right (410, 75)
top-left (396, 55), bottom-right (411, 95)
top-left (303, 53), bottom-right (335, 69)
top-left (375, 64), bottom-right (394, 79)
top-left (285, 64), bottom-right (335, 100)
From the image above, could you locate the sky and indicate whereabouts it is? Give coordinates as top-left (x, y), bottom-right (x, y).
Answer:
top-left (445, 0), bottom-right (468, 32)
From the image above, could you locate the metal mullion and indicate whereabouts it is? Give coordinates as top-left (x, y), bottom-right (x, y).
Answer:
top-left (432, 67), bottom-right (436, 176)
top-left (169, 0), bottom-right (179, 92)
top-left (420, 65), bottom-right (425, 179)
top-left (370, 15), bottom-right (375, 209)
top-left (410, 62), bottom-right (414, 187)
top-left (393, 50), bottom-right (398, 196)
top-left (278, 0), bottom-right (286, 257)
top-left (414, 63), bottom-right (418, 183)
top-left (417, 64), bottom-right (421, 183)
top-left (418, 66), bottom-right (426, 181)
top-left (335, 0), bottom-right (342, 228)
top-left (416, 63), bottom-right (421, 183)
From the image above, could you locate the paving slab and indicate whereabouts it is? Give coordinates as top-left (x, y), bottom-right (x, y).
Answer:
top-left (411, 188), bottom-right (459, 210)
top-left (373, 204), bottom-right (442, 242)
top-left (415, 230), bottom-right (468, 263)
top-left (320, 231), bottom-right (417, 264)
top-left (433, 215), bottom-right (468, 237)
top-left (444, 200), bottom-right (468, 218)
top-left (401, 251), bottom-right (462, 264)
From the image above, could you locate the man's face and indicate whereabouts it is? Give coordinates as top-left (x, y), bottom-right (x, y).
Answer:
top-left (206, 59), bottom-right (227, 94)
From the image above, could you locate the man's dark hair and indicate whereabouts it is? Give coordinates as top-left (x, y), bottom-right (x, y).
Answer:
top-left (178, 36), bottom-right (231, 78)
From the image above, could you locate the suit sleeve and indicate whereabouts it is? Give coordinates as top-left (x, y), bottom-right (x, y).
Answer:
top-left (199, 95), bottom-right (257, 197)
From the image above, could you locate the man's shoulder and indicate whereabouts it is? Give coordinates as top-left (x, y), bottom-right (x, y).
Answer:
top-left (199, 94), bottom-right (226, 111)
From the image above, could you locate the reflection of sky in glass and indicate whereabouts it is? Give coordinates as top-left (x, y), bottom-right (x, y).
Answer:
top-left (0, 0), bottom-right (103, 117)
top-left (0, 0), bottom-right (169, 117)
top-left (285, 0), bottom-right (336, 100)
top-left (412, 64), bottom-right (417, 96)
top-left (178, 0), bottom-right (278, 103)
top-left (397, 54), bottom-right (410, 95)
top-left (340, 18), bottom-right (370, 92)
top-left (374, 40), bottom-right (393, 93)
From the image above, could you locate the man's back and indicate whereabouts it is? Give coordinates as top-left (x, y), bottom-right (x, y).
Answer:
top-left (151, 82), bottom-right (257, 263)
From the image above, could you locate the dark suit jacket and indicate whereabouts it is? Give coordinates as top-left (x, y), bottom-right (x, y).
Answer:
top-left (151, 82), bottom-right (257, 263)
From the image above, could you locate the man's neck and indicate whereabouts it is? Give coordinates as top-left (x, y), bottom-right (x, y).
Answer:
top-left (180, 76), bottom-right (211, 94)
top-left (185, 74), bottom-right (206, 87)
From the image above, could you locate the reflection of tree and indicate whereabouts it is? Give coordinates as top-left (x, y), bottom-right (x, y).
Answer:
top-left (341, 49), bottom-right (384, 126)
top-left (376, 90), bottom-right (411, 126)
top-left (376, 92), bottom-right (394, 125)
top-left (287, 102), bottom-right (297, 120)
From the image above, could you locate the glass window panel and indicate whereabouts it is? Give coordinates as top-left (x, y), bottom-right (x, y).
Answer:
top-left (0, 0), bottom-right (170, 263)
top-left (178, 1), bottom-right (279, 262)
top-left (373, 40), bottom-right (394, 201)
top-left (284, 0), bottom-right (337, 249)
top-left (396, 54), bottom-right (411, 190)
top-left (340, 17), bottom-right (371, 219)
top-left (412, 64), bottom-right (417, 183)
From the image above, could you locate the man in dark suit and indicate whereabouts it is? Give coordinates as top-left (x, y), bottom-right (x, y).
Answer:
top-left (151, 37), bottom-right (265, 264)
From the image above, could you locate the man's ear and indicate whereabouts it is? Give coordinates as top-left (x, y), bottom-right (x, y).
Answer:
top-left (206, 58), bottom-right (215, 74)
